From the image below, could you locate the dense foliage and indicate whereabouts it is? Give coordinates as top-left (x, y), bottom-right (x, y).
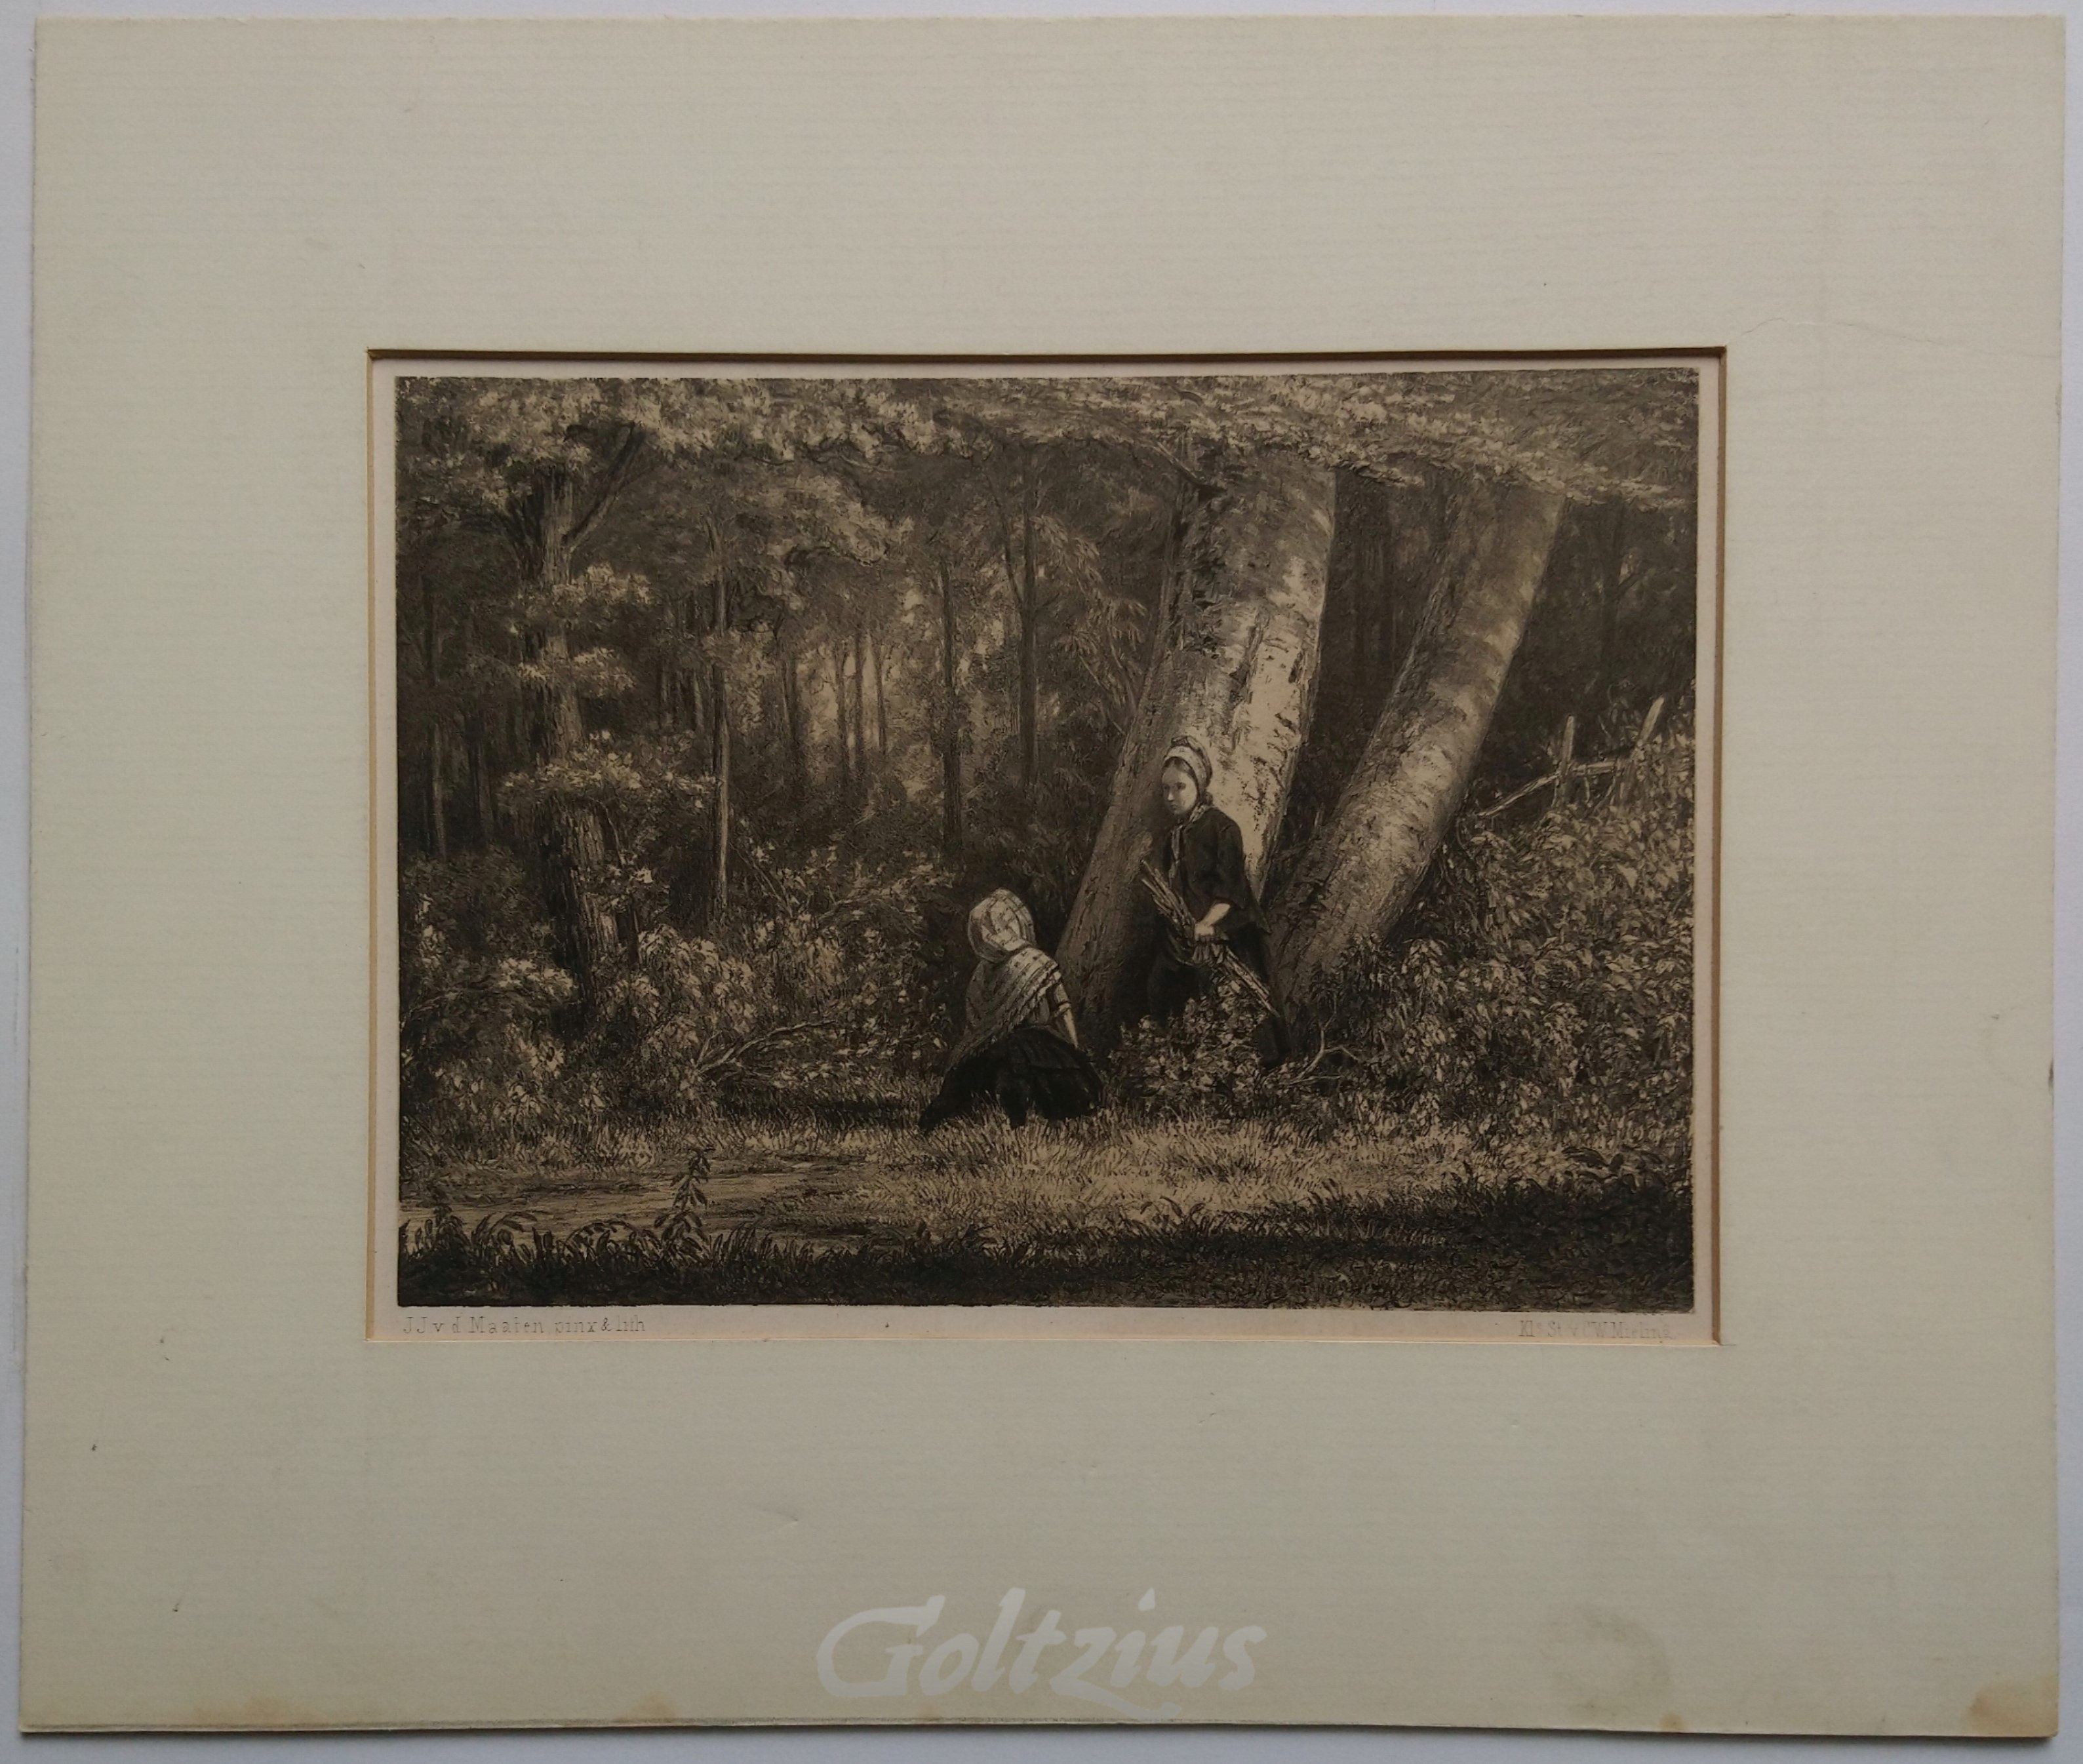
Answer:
top-left (1107, 732), bottom-right (1692, 1162)
top-left (398, 369), bottom-right (1701, 1177)
top-left (1326, 734), bottom-right (1694, 1159)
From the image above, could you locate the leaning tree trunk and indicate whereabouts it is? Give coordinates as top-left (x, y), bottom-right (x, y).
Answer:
top-left (1056, 454), bottom-right (1336, 1046)
top-left (1270, 477), bottom-right (1565, 1006)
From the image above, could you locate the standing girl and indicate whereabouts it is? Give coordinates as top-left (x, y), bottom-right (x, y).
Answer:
top-left (1144, 735), bottom-right (1288, 1057)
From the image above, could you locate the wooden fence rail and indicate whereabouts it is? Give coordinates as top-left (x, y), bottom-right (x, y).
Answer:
top-left (1474, 697), bottom-right (1665, 822)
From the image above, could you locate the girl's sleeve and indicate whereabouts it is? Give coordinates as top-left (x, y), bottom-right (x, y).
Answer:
top-left (1046, 976), bottom-right (1080, 1046)
top-left (1209, 815), bottom-right (1254, 909)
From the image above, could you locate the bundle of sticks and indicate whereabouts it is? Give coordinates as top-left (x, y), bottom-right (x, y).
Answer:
top-left (1137, 859), bottom-right (1279, 1021)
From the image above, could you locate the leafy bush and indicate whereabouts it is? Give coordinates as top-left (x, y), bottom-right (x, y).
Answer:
top-left (1322, 732), bottom-right (1694, 1151)
top-left (1110, 978), bottom-right (1309, 1123)
top-left (399, 853), bottom-right (574, 1168)
top-left (584, 899), bottom-right (936, 1116)
top-left (499, 730), bottom-right (719, 934)
top-left (402, 840), bottom-right (950, 1166)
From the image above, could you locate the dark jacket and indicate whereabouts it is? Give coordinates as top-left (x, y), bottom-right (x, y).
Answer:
top-left (1162, 804), bottom-right (1267, 961)
top-left (1148, 801), bottom-right (1288, 1058)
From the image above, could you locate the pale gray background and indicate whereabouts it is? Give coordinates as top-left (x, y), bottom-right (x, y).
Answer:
top-left (0, 0), bottom-right (2071, 1757)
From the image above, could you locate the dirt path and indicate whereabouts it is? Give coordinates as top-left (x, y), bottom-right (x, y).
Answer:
top-left (401, 1152), bottom-right (877, 1249)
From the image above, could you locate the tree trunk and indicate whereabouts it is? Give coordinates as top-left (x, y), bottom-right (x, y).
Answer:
top-left (1317, 469), bottom-right (1367, 747)
top-left (1056, 454), bottom-right (1337, 1046)
top-left (415, 564), bottom-right (449, 860)
top-left (937, 557), bottom-right (964, 857)
top-left (1369, 509), bottom-right (1399, 722)
top-left (831, 643), bottom-right (852, 802)
top-left (514, 476), bottom-right (620, 1025)
top-left (467, 718), bottom-right (495, 846)
top-left (1319, 466), bottom-right (1421, 760)
top-left (536, 616), bottom-right (618, 1023)
top-left (782, 645), bottom-right (807, 808)
top-left (427, 718), bottom-right (449, 860)
top-left (850, 623), bottom-right (869, 800)
top-left (981, 450), bottom-right (1046, 809)
top-left (871, 627), bottom-right (888, 761)
top-left (1017, 467), bottom-right (1041, 798)
top-left (1597, 500), bottom-right (1628, 711)
top-left (710, 565), bottom-right (730, 924)
top-left (1016, 607), bottom-right (1039, 804)
top-left (1269, 478), bottom-right (1566, 1006)
top-left (681, 590), bottom-right (705, 733)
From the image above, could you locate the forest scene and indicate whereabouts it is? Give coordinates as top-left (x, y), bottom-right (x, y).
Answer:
top-left (392, 366), bottom-right (1704, 1312)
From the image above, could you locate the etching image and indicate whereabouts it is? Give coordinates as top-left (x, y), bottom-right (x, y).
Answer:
top-left (387, 363), bottom-right (1712, 1318)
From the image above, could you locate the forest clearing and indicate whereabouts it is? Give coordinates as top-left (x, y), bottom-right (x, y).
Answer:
top-left (392, 364), bottom-right (1706, 1313)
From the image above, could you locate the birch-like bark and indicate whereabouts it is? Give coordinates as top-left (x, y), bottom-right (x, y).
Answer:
top-left (1270, 478), bottom-right (1564, 1005)
top-left (1057, 454), bottom-right (1336, 1044)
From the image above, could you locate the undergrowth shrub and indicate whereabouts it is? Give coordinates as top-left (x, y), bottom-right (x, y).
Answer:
top-left (403, 735), bottom-right (1697, 1175)
top-left (584, 855), bottom-right (942, 1116)
top-left (1108, 977), bottom-right (1338, 1127)
top-left (1320, 732), bottom-right (1695, 1155)
top-left (399, 853), bottom-right (574, 1170)
top-left (401, 842), bottom-right (947, 1170)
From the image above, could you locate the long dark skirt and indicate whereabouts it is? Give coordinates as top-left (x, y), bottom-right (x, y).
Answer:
top-left (919, 1026), bottom-right (1105, 1133)
top-left (1145, 928), bottom-right (1292, 1063)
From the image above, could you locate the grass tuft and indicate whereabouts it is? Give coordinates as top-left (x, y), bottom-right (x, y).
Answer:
top-left (401, 1127), bottom-right (1691, 1313)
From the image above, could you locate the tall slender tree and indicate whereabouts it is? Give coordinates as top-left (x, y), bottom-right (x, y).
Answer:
top-left (934, 551), bottom-right (965, 855)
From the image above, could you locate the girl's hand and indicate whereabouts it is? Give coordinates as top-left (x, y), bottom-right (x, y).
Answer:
top-left (1193, 918), bottom-right (1218, 941)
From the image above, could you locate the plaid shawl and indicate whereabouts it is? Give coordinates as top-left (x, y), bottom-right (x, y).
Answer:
top-left (946, 943), bottom-right (1064, 1070)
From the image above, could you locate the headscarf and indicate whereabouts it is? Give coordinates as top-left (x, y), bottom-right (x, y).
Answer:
top-left (966, 888), bottom-right (1036, 963)
top-left (1161, 735), bottom-right (1214, 895)
top-left (1161, 735), bottom-right (1213, 803)
top-left (947, 890), bottom-right (1065, 1068)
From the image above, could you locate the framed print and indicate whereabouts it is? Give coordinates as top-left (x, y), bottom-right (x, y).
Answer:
top-left (22, 14), bottom-right (2059, 1735)
top-left (372, 351), bottom-right (1721, 1344)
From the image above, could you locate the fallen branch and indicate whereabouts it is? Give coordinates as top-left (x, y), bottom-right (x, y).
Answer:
top-left (1138, 860), bottom-right (1279, 1021)
top-left (1473, 758), bottom-right (1628, 819)
top-left (1478, 699), bottom-right (1671, 819)
top-left (688, 1015), bottom-right (838, 1082)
